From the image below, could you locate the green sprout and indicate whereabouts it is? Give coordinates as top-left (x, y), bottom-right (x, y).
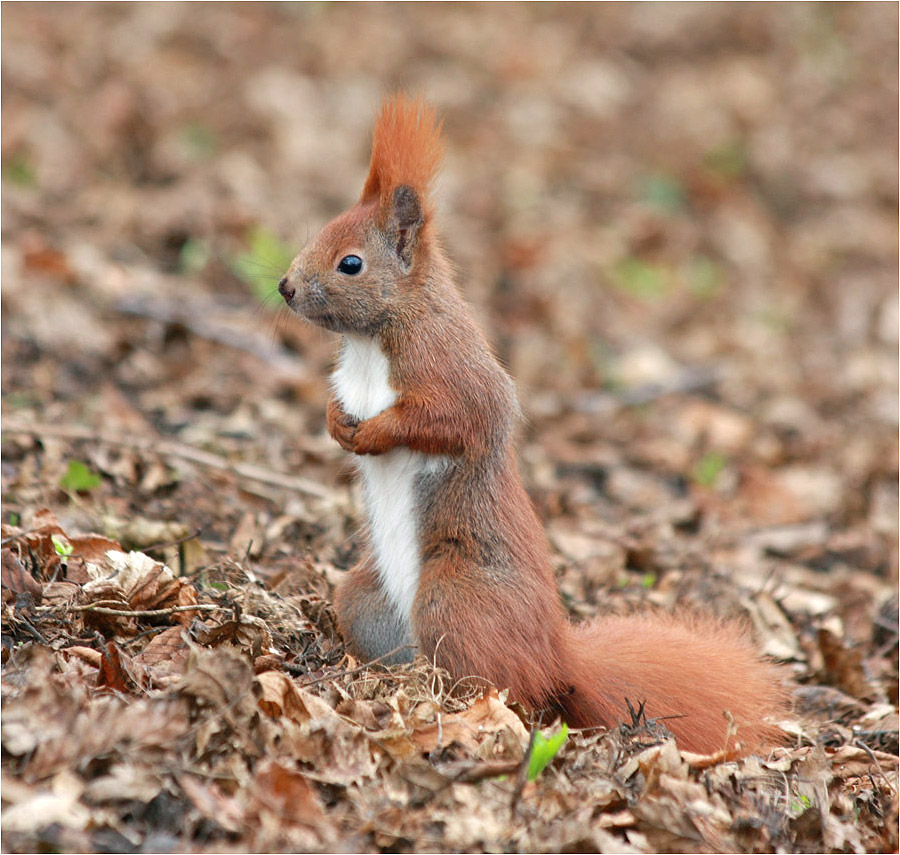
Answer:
top-left (790, 792), bottom-right (813, 816)
top-left (3, 153), bottom-right (37, 187)
top-left (181, 122), bottom-right (218, 160)
top-left (613, 257), bottom-right (669, 300)
top-left (638, 173), bottom-right (686, 215)
top-left (686, 255), bottom-right (724, 299)
top-left (692, 452), bottom-right (726, 488)
top-left (51, 535), bottom-right (74, 557)
top-left (59, 460), bottom-right (101, 492)
top-left (703, 141), bottom-right (748, 180)
top-left (527, 723), bottom-right (568, 781)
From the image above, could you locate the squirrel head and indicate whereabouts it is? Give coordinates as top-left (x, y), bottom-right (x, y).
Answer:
top-left (279, 94), bottom-right (444, 335)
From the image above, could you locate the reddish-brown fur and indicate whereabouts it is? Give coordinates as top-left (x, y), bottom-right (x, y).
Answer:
top-left (360, 95), bottom-right (444, 221)
top-left (280, 94), bottom-right (787, 756)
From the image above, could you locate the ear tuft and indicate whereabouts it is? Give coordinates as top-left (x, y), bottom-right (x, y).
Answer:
top-left (360, 94), bottom-right (444, 224)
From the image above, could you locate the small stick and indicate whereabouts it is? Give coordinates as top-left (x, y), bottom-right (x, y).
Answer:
top-left (115, 294), bottom-right (309, 379)
top-left (299, 644), bottom-right (417, 687)
top-left (2, 420), bottom-right (331, 499)
top-left (38, 603), bottom-right (219, 618)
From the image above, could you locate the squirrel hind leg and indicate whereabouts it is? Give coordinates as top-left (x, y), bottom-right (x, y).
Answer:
top-left (412, 548), bottom-right (570, 710)
top-left (333, 559), bottom-right (416, 665)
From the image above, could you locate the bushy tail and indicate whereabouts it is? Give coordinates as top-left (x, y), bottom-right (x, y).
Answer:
top-left (558, 611), bottom-right (787, 755)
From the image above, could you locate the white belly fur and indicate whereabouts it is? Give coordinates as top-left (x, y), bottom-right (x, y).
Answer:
top-left (332, 335), bottom-right (440, 628)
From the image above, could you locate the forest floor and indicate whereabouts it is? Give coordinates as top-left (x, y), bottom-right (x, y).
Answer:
top-left (2, 4), bottom-right (897, 853)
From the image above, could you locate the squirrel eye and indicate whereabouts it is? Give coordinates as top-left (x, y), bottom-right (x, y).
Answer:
top-left (337, 255), bottom-right (363, 275)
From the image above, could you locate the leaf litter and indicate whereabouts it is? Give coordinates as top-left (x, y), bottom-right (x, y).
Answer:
top-left (2, 3), bottom-right (897, 853)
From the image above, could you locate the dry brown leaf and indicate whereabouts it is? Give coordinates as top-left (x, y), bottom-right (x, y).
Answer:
top-left (742, 591), bottom-right (804, 661)
top-left (411, 690), bottom-right (529, 754)
top-left (174, 580), bottom-right (199, 625)
top-left (257, 670), bottom-right (317, 723)
top-left (179, 773), bottom-right (245, 834)
top-left (817, 624), bottom-right (873, 699)
top-left (61, 646), bottom-right (102, 668)
top-left (828, 744), bottom-right (899, 776)
top-left (97, 641), bottom-right (145, 693)
top-left (79, 578), bottom-right (136, 636)
top-left (257, 676), bottom-right (381, 786)
top-left (0, 772), bottom-right (91, 834)
top-left (3, 514), bottom-right (122, 584)
top-left (83, 763), bottom-right (163, 804)
top-left (133, 625), bottom-right (189, 686)
top-left (248, 759), bottom-right (326, 828)
top-left (42, 581), bottom-right (81, 608)
top-left (177, 646), bottom-right (258, 719)
top-left (1, 548), bottom-right (42, 601)
top-left (335, 697), bottom-right (395, 731)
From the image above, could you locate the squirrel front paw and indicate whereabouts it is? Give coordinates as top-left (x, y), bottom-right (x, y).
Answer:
top-left (348, 416), bottom-right (394, 455)
top-left (327, 396), bottom-right (359, 453)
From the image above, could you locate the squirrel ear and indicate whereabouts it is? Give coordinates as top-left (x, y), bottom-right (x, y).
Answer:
top-left (388, 184), bottom-right (425, 267)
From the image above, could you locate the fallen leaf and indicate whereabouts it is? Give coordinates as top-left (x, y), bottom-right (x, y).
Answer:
top-left (133, 626), bottom-right (189, 686)
top-left (61, 646), bottom-right (102, 668)
top-left (1, 548), bottom-right (42, 601)
top-left (249, 759), bottom-right (326, 827)
top-left (97, 641), bottom-right (144, 693)
top-left (411, 691), bottom-right (529, 754)
top-left (83, 763), bottom-right (163, 803)
top-left (1, 772), bottom-right (91, 833)
top-left (179, 773), bottom-right (245, 833)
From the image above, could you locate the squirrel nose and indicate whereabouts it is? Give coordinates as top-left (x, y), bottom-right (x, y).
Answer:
top-left (277, 276), bottom-right (295, 302)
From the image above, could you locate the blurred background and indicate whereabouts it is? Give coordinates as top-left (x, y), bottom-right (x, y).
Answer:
top-left (2, 3), bottom-right (897, 585)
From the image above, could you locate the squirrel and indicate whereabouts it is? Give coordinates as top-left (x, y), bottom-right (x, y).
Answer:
top-left (278, 94), bottom-right (785, 756)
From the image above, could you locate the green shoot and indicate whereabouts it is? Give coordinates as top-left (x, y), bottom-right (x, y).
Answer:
top-left (686, 255), bottom-right (723, 299)
top-left (181, 122), bottom-right (218, 160)
top-left (638, 173), bottom-right (685, 215)
top-left (692, 452), bottom-right (726, 488)
top-left (60, 460), bottom-right (101, 492)
top-left (613, 257), bottom-right (668, 300)
top-left (527, 723), bottom-right (568, 781)
top-left (51, 535), bottom-right (74, 557)
top-left (703, 141), bottom-right (748, 180)
top-left (3, 153), bottom-right (37, 187)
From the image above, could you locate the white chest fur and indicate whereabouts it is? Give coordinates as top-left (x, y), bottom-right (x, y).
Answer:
top-left (332, 335), bottom-right (428, 629)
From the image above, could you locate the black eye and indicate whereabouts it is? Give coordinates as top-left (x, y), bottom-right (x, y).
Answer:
top-left (337, 255), bottom-right (363, 275)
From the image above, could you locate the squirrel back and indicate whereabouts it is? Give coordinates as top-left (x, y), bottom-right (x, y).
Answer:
top-left (279, 94), bottom-right (787, 756)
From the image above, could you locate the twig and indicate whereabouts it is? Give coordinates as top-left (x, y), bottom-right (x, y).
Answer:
top-left (116, 295), bottom-right (311, 380)
top-left (853, 737), bottom-right (894, 788)
top-left (299, 644), bottom-right (418, 687)
top-left (2, 419), bottom-right (331, 499)
top-left (37, 603), bottom-right (219, 618)
top-left (572, 365), bottom-right (721, 416)
top-left (140, 528), bottom-right (204, 553)
top-left (1, 527), bottom-right (44, 546)
top-left (451, 759), bottom-right (521, 784)
top-left (15, 613), bottom-right (50, 645)
top-left (511, 728), bottom-right (539, 813)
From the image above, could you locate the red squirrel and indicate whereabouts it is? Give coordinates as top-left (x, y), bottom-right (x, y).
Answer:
top-left (278, 94), bottom-right (785, 755)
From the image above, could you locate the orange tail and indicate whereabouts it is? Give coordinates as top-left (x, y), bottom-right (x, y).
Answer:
top-left (558, 612), bottom-right (787, 755)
